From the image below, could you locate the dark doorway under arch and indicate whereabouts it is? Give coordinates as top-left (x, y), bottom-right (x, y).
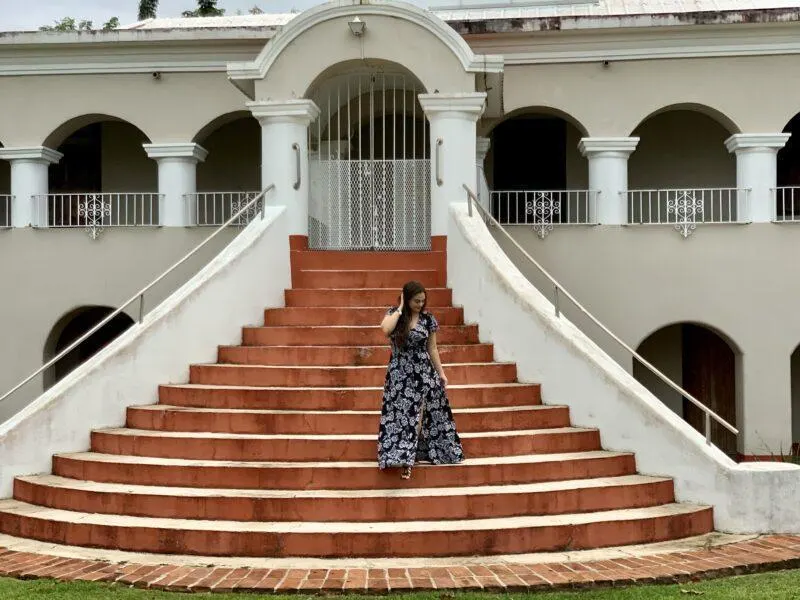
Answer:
top-left (635, 323), bottom-right (738, 456)
top-left (44, 307), bottom-right (135, 389)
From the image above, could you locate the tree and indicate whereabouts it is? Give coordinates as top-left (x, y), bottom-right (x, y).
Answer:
top-left (138, 0), bottom-right (159, 20)
top-left (249, 6), bottom-right (264, 14)
top-left (182, 0), bottom-right (225, 17)
top-left (39, 16), bottom-right (119, 32)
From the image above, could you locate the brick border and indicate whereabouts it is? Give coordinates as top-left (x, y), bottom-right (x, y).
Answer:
top-left (1, 536), bottom-right (799, 593)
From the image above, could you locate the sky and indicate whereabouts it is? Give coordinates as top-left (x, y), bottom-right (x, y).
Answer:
top-left (0, 0), bottom-right (454, 32)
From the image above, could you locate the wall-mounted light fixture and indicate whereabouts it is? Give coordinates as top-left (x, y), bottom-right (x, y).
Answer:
top-left (348, 16), bottom-right (366, 37)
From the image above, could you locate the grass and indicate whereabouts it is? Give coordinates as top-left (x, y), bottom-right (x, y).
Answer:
top-left (3, 570), bottom-right (800, 599)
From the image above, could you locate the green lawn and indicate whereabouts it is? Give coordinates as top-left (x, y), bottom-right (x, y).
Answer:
top-left (3, 570), bottom-right (800, 599)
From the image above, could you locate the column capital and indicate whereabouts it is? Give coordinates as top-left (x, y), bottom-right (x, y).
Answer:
top-left (579, 137), bottom-right (639, 157)
top-left (725, 133), bottom-right (791, 153)
top-left (143, 143), bottom-right (208, 162)
top-left (476, 136), bottom-right (491, 163)
top-left (418, 93), bottom-right (486, 121)
top-left (0, 146), bottom-right (62, 164)
top-left (247, 99), bottom-right (320, 125)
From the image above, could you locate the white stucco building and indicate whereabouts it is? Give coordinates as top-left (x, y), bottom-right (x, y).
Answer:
top-left (1, 0), bottom-right (800, 464)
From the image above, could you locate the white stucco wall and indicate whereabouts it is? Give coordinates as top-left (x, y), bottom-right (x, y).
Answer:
top-left (447, 202), bottom-right (800, 534)
top-left (0, 205), bottom-right (289, 497)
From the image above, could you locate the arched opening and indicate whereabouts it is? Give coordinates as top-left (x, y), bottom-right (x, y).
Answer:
top-left (776, 113), bottom-right (800, 220)
top-left (192, 112), bottom-right (261, 226)
top-left (43, 306), bottom-right (135, 389)
top-left (628, 108), bottom-right (738, 226)
top-left (305, 61), bottom-right (430, 251)
top-left (789, 344), bottom-right (800, 455)
top-left (635, 323), bottom-right (739, 456)
top-left (0, 141), bottom-right (10, 227)
top-left (43, 115), bottom-right (158, 228)
top-left (487, 109), bottom-right (589, 226)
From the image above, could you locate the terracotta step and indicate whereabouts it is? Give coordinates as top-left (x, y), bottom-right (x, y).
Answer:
top-left (0, 499), bottom-right (714, 557)
top-left (263, 307), bottom-right (465, 326)
top-left (53, 451), bottom-right (638, 490)
top-left (218, 344), bottom-right (494, 366)
top-left (242, 325), bottom-right (479, 346)
top-left (188, 363), bottom-right (516, 387)
top-left (291, 250), bottom-right (446, 271)
top-left (294, 269), bottom-right (444, 289)
top-left (89, 427), bottom-right (602, 461)
top-left (157, 383), bottom-right (541, 410)
top-left (126, 405), bottom-right (570, 434)
top-left (285, 288), bottom-right (452, 307)
top-left (14, 475), bottom-right (675, 523)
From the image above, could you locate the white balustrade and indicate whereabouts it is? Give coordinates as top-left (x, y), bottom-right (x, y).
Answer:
top-left (625, 188), bottom-right (749, 238)
top-left (0, 195), bottom-right (11, 228)
top-left (773, 187), bottom-right (800, 222)
top-left (185, 191), bottom-right (262, 227)
top-left (490, 190), bottom-right (598, 239)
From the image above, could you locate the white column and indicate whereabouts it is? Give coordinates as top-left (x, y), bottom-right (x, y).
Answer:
top-left (418, 93), bottom-right (487, 236)
top-left (143, 143), bottom-right (208, 227)
top-left (248, 100), bottom-right (320, 236)
top-left (578, 137), bottom-right (639, 225)
top-left (0, 147), bottom-right (62, 227)
top-left (725, 133), bottom-right (790, 223)
top-left (476, 136), bottom-right (491, 213)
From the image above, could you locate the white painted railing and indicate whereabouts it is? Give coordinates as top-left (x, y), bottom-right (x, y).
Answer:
top-left (465, 183), bottom-right (739, 450)
top-left (490, 190), bottom-right (598, 239)
top-left (626, 188), bottom-right (749, 238)
top-left (773, 187), bottom-right (800, 222)
top-left (0, 195), bottom-right (10, 228)
top-left (186, 191), bottom-right (262, 227)
top-left (32, 193), bottom-right (163, 239)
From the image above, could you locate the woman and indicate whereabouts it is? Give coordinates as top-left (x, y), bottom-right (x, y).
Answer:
top-left (377, 280), bottom-right (464, 479)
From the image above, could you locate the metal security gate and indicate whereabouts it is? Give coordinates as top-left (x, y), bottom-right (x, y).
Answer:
top-left (308, 71), bottom-right (431, 250)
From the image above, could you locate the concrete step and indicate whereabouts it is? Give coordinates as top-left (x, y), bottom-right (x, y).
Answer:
top-left (52, 451), bottom-right (638, 490)
top-left (0, 499), bottom-right (714, 557)
top-left (285, 288), bottom-right (452, 308)
top-left (89, 427), bottom-right (602, 461)
top-left (218, 344), bottom-right (493, 366)
top-left (294, 269), bottom-right (444, 289)
top-left (157, 383), bottom-right (542, 410)
top-left (14, 474), bottom-right (676, 522)
top-left (290, 250), bottom-right (446, 271)
top-left (263, 306), bottom-right (465, 326)
top-left (241, 325), bottom-right (479, 346)
top-left (125, 405), bottom-right (571, 434)
top-left (188, 362), bottom-right (516, 387)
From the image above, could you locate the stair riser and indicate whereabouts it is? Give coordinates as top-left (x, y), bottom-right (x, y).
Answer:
top-left (157, 384), bottom-right (541, 410)
top-left (264, 307), bottom-right (464, 326)
top-left (291, 250), bottom-right (445, 271)
top-left (242, 326), bottom-right (479, 346)
top-left (218, 345), bottom-right (493, 366)
top-left (90, 430), bottom-right (601, 461)
top-left (0, 509), bottom-right (713, 557)
top-left (285, 288), bottom-right (453, 307)
top-left (189, 364), bottom-right (517, 387)
top-left (53, 454), bottom-right (637, 490)
top-left (126, 407), bottom-right (570, 435)
top-left (294, 271), bottom-right (444, 289)
top-left (14, 479), bottom-right (675, 523)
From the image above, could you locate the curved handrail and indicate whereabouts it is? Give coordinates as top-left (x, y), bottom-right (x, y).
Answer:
top-left (462, 183), bottom-right (738, 444)
top-left (0, 184), bottom-right (275, 408)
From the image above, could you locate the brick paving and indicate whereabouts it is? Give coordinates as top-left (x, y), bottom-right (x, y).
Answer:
top-left (0, 535), bottom-right (799, 592)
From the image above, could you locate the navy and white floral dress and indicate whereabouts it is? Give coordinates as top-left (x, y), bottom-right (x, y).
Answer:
top-left (377, 308), bottom-right (464, 470)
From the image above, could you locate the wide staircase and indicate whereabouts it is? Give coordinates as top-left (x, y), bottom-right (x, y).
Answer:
top-left (0, 242), bottom-right (713, 558)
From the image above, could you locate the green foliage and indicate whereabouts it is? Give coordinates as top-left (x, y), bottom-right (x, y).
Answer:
top-left (138, 0), bottom-right (159, 20)
top-left (182, 0), bottom-right (226, 18)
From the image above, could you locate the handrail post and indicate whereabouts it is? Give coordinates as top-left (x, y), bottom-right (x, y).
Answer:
top-left (553, 286), bottom-right (560, 317)
top-left (292, 143), bottom-right (301, 191)
top-left (138, 294), bottom-right (145, 324)
top-left (704, 412), bottom-right (712, 445)
top-left (467, 187), bottom-right (473, 217)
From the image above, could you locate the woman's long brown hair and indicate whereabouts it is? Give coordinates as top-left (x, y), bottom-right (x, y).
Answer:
top-left (393, 280), bottom-right (427, 349)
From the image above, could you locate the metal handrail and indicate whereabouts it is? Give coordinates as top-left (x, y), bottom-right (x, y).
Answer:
top-left (292, 143), bottom-right (301, 190)
top-left (435, 138), bottom-right (444, 187)
top-left (463, 183), bottom-right (738, 444)
top-left (0, 184), bottom-right (275, 408)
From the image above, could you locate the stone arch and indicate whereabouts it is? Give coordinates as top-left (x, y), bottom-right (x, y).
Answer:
top-left (0, 140), bottom-right (9, 226)
top-left (487, 106), bottom-right (589, 138)
top-left (192, 111), bottom-right (261, 195)
top-left (788, 341), bottom-right (800, 456)
top-left (635, 321), bottom-right (741, 456)
top-left (228, 0), bottom-right (500, 100)
top-left (43, 306), bottom-right (135, 389)
top-left (43, 113), bottom-right (152, 150)
top-left (627, 103), bottom-right (741, 138)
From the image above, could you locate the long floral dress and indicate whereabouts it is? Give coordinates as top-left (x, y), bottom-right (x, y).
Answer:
top-left (377, 308), bottom-right (464, 470)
